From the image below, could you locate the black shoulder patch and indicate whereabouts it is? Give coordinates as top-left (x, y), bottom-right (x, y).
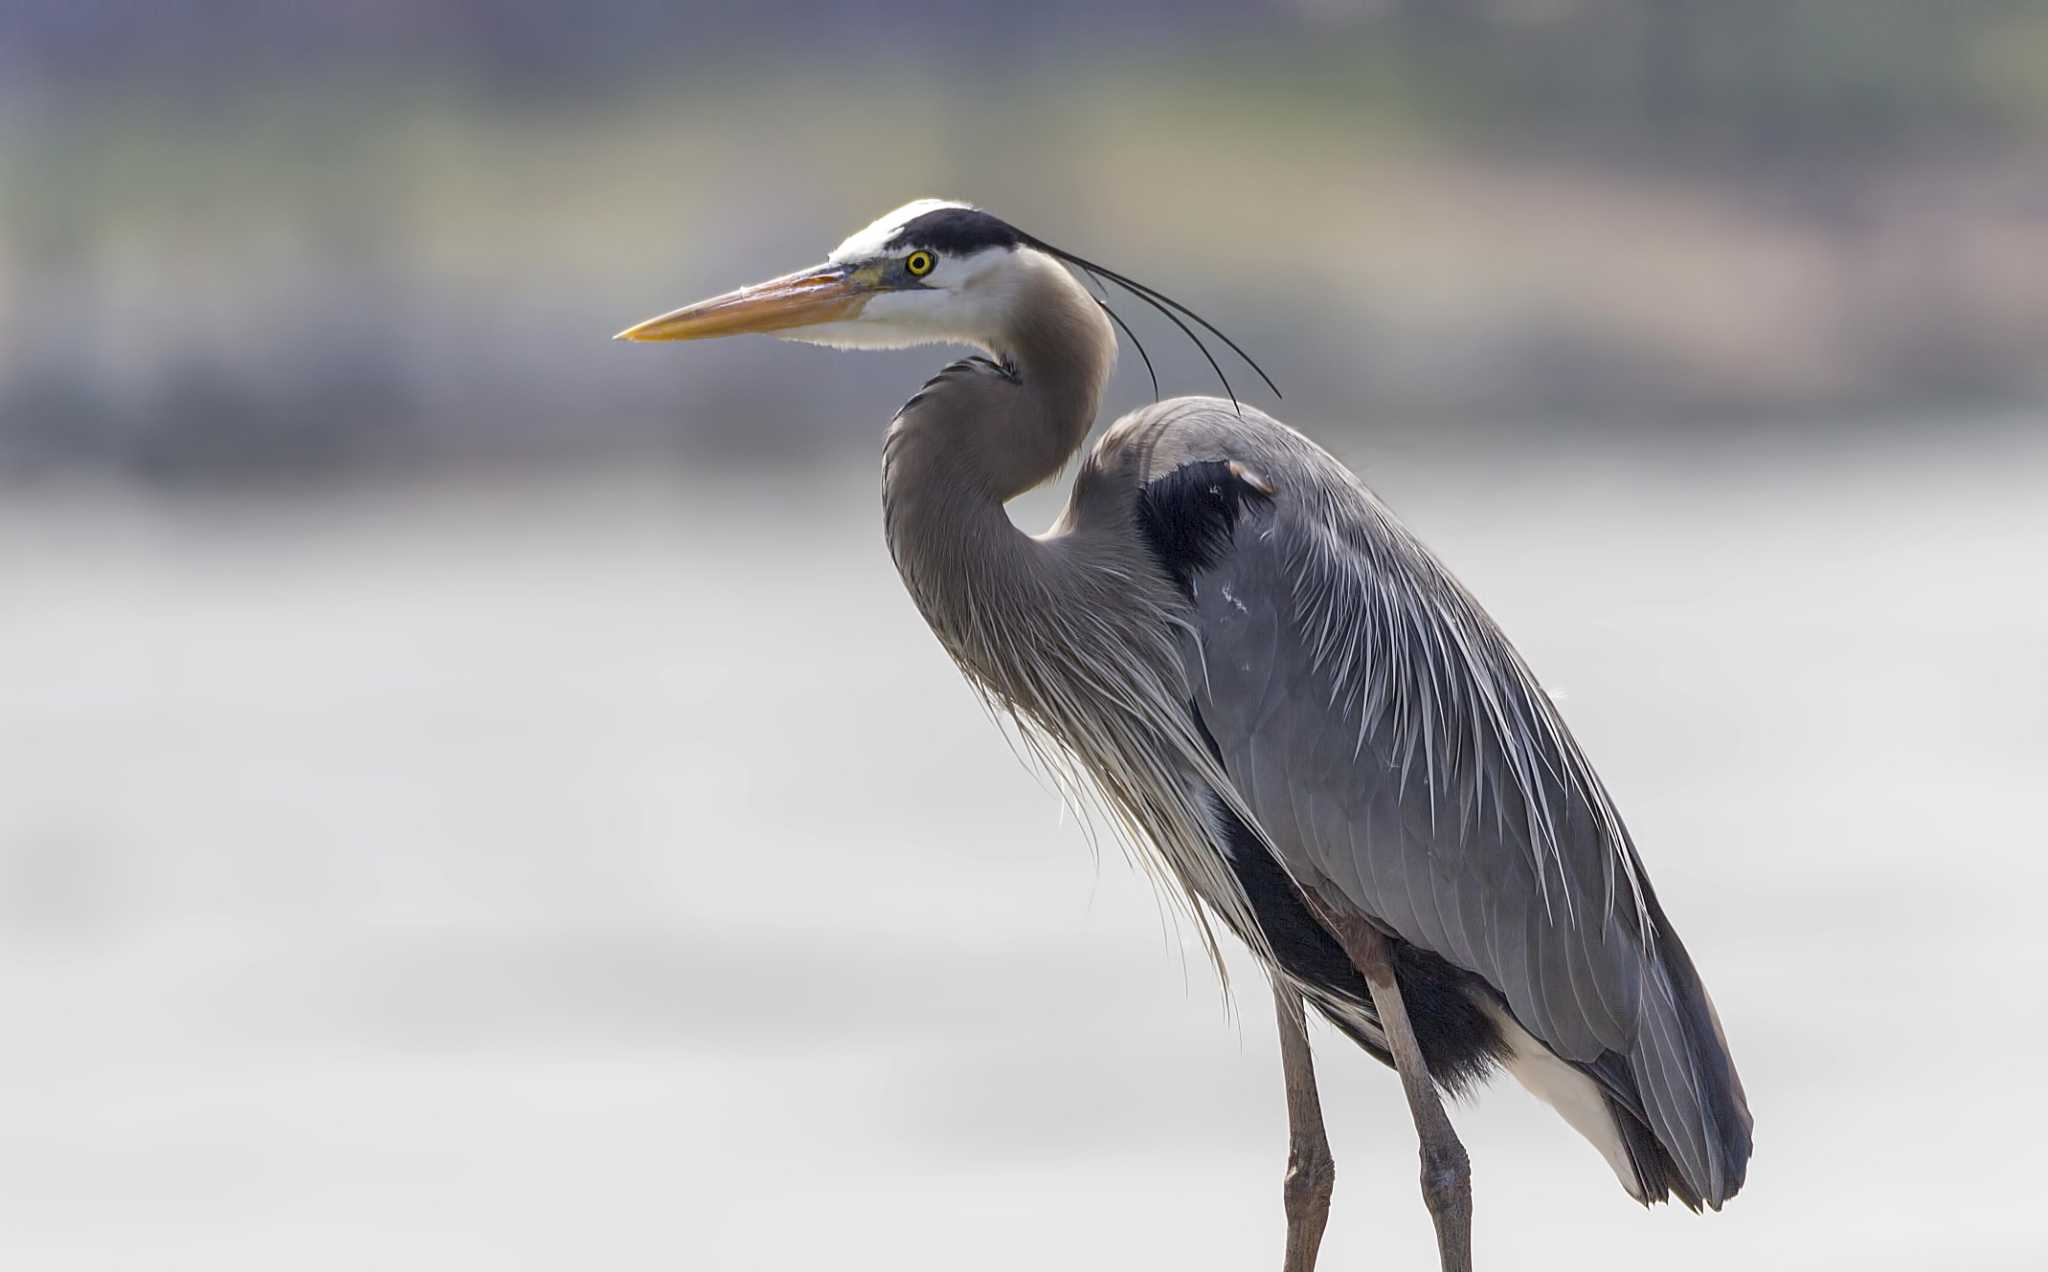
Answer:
top-left (884, 207), bottom-right (1022, 256)
top-left (1133, 459), bottom-right (1273, 597)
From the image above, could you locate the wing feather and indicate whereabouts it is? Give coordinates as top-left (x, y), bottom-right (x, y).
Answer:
top-left (1129, 399), bottom-right (1750, 1208)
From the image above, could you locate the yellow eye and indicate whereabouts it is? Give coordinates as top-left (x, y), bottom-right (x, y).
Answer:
top-left (905, 250), bottom-right (935, 277)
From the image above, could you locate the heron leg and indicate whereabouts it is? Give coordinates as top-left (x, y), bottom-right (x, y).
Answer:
top-left (1273, 983), bottom-right (1335, 1272)
top-left (1337, 920), bottom-right (1474, 1272)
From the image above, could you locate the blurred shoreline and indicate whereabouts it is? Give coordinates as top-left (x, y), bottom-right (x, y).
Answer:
top-left (6, 5), bottom-right (2046, 486)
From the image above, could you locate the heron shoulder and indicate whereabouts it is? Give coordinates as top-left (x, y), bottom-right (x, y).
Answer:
top-left (1087, 395), bottom-right (1313, 487)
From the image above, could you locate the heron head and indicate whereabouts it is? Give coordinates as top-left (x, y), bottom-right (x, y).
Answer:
top-left (616, 198), bottom-right (1280, 411)
top-left (614, 199), bottom-right (1042, 353)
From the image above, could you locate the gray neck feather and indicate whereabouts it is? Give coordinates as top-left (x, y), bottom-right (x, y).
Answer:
top-left (880, 251), bottom-right (1274, 982)
top-left (887, 249), bottom-right (1114, 504)
top-left (880, 250), bottom-right (1116, 648)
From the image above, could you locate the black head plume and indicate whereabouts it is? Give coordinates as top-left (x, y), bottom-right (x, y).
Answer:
top-left (1015, 232), bottom-right (1281, 415)
top-left (882, 206), bottom-right (1023, 256)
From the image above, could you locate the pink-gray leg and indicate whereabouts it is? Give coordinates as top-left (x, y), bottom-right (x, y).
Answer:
top-left (1274, 983), bottom-right (1336, 1272)
top-left (1335, 919), bottom-right (1475, 1272)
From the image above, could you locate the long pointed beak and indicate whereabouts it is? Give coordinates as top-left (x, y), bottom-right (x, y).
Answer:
top-left (614, 263), bottom-right (872, 342)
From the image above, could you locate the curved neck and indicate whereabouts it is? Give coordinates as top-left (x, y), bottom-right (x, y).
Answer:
top-left (882, 251), bottom-right (1116, 653)
top-left (887, 250), bottom-right (1115, 506)
top-left (978, 252), bottom-right (1117, 499)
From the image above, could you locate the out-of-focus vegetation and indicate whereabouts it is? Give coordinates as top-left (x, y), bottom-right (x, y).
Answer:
top-left (3, 1), bottom-right (2045, 484)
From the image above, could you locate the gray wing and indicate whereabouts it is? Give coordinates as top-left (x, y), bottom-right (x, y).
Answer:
top-left (1122, 399), bottom-right (1749, 1208)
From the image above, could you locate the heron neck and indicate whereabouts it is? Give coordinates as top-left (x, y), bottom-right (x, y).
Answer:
top-left (880, 253), bottom-right (1115, 655)
top-left (978, 257), bottom-right (1116, 499)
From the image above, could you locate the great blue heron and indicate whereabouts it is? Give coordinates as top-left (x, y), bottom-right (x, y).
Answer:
top-left (617, 199), bottom-right (1752, 1271)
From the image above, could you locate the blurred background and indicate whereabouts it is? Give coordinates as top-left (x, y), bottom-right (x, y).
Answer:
top-left (2, 2), bottom-right (2044, 1267)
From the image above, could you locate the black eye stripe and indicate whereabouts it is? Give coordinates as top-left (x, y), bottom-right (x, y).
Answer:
top-left (883, 207), bottom-right (1021, 256)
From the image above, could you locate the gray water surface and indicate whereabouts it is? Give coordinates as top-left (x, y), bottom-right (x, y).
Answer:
top-left (2, 428), bottom-right (2042, 1268)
